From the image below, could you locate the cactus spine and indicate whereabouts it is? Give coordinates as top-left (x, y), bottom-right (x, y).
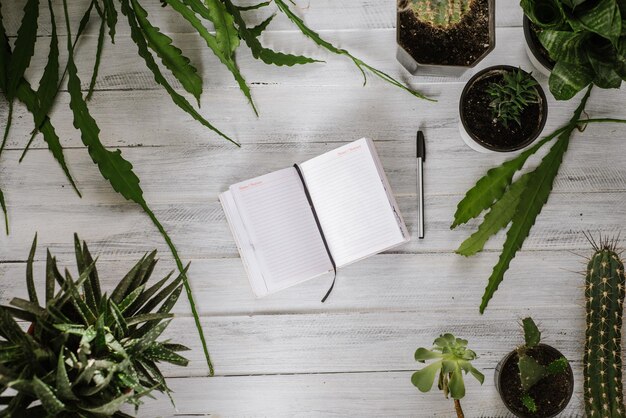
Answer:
top-left (410, 0), bottom-right (474, 28)
top-left (584, 238), bottom-right (626, 417)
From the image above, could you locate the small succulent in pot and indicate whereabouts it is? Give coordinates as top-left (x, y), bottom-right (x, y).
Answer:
top-left (495, 318), bottom-right (573, 417)
top-left (0, 234), bottom-right (189, 417)
top-left (459, 65), bottom-right (548, 153)
top-left (411, 334), bottom-right (484, 418)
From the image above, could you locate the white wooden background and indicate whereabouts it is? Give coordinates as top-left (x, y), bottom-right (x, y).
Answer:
top-left (1, 0), bottom-right (625, 416)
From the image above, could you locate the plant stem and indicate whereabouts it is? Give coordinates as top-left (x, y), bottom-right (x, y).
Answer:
top-left (454, 399), bottom-right (465, 418)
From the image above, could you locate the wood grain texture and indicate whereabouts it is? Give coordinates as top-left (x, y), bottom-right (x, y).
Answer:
top-left (0, 0), bottom-right (625, 416)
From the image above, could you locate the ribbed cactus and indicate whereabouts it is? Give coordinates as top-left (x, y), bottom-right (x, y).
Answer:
top-left (584, 237), bottom-right (626, 417)
top-left (410, 0), bottom-right (475, 28)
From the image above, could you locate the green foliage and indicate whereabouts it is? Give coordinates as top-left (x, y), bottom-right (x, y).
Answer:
top-left (410, 0), bottom-right (474, 28)
top-left (584, 236), bottom-right (626, 417)
top-left (520, 0), bottom-right (625, 100)
top-left (522, 317), bottom-right (541, 347)
top-left (0, 235), bottom-right (189, 417)
top-left (486, 68), bottom-right (540, 128)
top-left (411, 334), bottom-right (484, 401)
top-left (521, 393), bottom-right (538, 412)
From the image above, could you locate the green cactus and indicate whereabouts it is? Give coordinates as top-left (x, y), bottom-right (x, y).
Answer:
top-left (409, 0), bottom-right (475, 28)
top-left (584, 236), bottom-right (626, 417)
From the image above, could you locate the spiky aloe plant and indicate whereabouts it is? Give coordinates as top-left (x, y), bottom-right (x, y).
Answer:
top-left (0, 234), bottom-right (189, 417)
top-left (584, 236), bottom-right (626, 417)
top-left (411, 334), bottom-right (484, 418)
top-left (410, 0), bottom-right (474, 28)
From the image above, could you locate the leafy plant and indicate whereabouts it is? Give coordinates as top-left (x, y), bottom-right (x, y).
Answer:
top-left (515, 318), bottom-right (569, 413)
top-left (0, 0), bottom-right (430, 374)
top-left (583, 235), bottom-right (626, 417)
top-left (520, 0), bottom-right (625, 100)
top-left (408, 0), bottom-right (474, 28)
top-left (411, 333), bottom-right (484, 418)
top-left (486, 68), bottom-right (540, 128)
top-left (0, 234), bottom-right (189, 416)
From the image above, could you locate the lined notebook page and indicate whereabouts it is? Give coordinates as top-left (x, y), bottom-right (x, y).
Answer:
top-left (229, 168), bottom-right (333, 294)
top-left (299, 138), bottom-right (406, 267)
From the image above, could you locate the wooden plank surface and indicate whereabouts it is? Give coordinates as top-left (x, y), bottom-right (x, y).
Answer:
top-left (1, 0), bottom-right (624, 416)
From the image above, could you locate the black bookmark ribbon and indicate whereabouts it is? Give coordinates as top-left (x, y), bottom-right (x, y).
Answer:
top-left (293, 164), bottom-right (337, 303)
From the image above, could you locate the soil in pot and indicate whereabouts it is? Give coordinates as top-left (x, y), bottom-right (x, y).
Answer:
top-left (499, 346), bottom-right (573, 417)
top-left (398, 0), bottom-right (492, 66)
top-left (461, 69), bottom-right (545, 151)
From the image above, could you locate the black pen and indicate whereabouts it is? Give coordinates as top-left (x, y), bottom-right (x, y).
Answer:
top-left (416, 131), bottom-right (426, 239)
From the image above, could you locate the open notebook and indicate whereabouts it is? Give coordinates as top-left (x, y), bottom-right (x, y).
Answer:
top-left (219, 138), bottom-right (409, 298)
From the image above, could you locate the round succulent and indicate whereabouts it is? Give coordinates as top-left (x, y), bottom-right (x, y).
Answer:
top-left (409, 0), bottom-right (475, 29)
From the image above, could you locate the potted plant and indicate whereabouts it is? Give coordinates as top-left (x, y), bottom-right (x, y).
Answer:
top-left (459, 66), bottom-right (548, 153)
top-left (0, 235), bottom-right (189, 417)
top-left (582, 235), bottom-right (626, 416)
top-left (397, 0), bottom-right (496, 77)
top-left (411, 334), bottom-right (484, 418)
top-left (520, 0), bottom-right (625, 100)
top-left (495, 318), bottom-right (573, 417)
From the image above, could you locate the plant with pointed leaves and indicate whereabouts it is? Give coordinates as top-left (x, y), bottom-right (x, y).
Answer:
top-left (409, 0), bottom-right (474, 28)
top-left (411, 334), bottom-right (484, 418)
top-left (0, 234), bottom-right (189, 417)
top-left (486, 68), bottom-right (540, 128)
top-left (0, 0), bottom-right (431, 375)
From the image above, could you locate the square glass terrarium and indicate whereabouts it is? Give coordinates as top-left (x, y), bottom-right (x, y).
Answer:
top-left (397, 0), bottom-right (496, 77)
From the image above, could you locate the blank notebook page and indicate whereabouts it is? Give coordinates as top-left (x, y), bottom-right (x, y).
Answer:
top-left (230, 168), bottom-right (333, 293)
top-left (299, 138), bottom-right (405, 267)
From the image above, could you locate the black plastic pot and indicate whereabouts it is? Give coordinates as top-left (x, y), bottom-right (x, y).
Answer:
top-left (495, 344), bottom-right (574, 418)
top-left (523, 16), bottom-right (555, 77)
top-left (459, 65), bottom-right (548, 153)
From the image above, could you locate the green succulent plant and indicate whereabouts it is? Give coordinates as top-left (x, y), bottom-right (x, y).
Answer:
top-left (0, 234), bottom-right (189, 417)
top-left (411, 334), bottom-right (484, 418)
top-left (486, 68), bottom-right (540, 128)
top-left (520, 0), bottom-right (626, 100)
top-left (409, 0), bottom-right (474, 28)
top-left (515, 317), bottom-right (569, 413)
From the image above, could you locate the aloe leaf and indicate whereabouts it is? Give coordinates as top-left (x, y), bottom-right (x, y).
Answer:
top-left (274, 0), bottom-right (432, 101)
top-left (56, 349), bottom-right (78, 401)
top-left (125, 272), bottom-right (173, 315)
top-left (86, 16), bottom-right (106, 101)
top-left (129, 320), bottom-right (171, 354)
top-left (0, 188), bottom-right (7, 235)
top-left (79, 393), bottom-right (133, 415)
top-left (32, 376), bottom-right (66, 415)
top-left (479, 86), bottom-right (593, 313)
top-left (137, 268), bottom-right (184, 315)
top-left (131, 0), bottom-right (203, 104)
top-left (81, 240), bottom-right (102, 301)
top-left (9, 298), bottom-right (45, 316)
top-left (74, 234), bottom-right (97, 310)
top-left (126, 312), bottom-right (174, 326)
top-left (121, 0), bottom-right (237, 144)
top-left (144, 344), bottom-right (189, 366)
top-left (118, 285), bottom-right (146, 313)
top-left (223, 0), bottom-right (319, 66)
top-left (6, 0), bottom-right (39, 100)
top-left (26, 234), bottom-right (39, 304)
top-left (103, 0), bottom-right (118, 42)
top-left (0, 307), bottom-right (33, 349)
top-left (456, 173), bottom-right (532, 257)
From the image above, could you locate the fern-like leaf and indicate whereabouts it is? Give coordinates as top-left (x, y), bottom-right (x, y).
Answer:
top-left (7, 0), bottom-right (39, 100)
top-left (479, 86), bottom-right (593, 313)
top-left (37, 0), bottom-right (60, 119)
top-left (132, 0), bottom-right (203, 104)
top-left (103, 0), bottom-right (118, 43)
top-left (86, 9), bottom-right (106, 101)
top-left (204, 0), bottom-right (240, 56)
top-left (274, 0), bottom-right (432, 101)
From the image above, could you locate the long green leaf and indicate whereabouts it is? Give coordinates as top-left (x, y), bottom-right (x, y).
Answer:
top-left (38, 0), bottom-right (60, 120)
top-left (56, 349), bottom-right (78, 401)
top-left (6, 0), bottom-right (39, 99)
top-left (456, 173), bottom-right (532, 257)
top-left (73, 234), bottom-right (97, 310)
top-left (26, 234), bottom-right (38, 304)
top-left (103, 0), bottom-right (118, 42)
top-left (223, 0), bottom-right (319, 66)
top-left (274, 0), bottom-right (432, 101)
top-left (80, 393), bottom-right (133, 415)
top-left (549, 60), bottom-right (594, 100)
top-left (132, 0), bottom-right (203, 104)
top-left (203, 0), bottom-right (240, 56)
top-left (32, 376), bottom-right (65, 415)
top-left (0, 187), bottom-right (7, 235)
top-left (121, 0), bottom-right (237, 144)
top-left (479, 86), bottom-right (593, 313)
top-left (86, 15), bottom-right (106, 101)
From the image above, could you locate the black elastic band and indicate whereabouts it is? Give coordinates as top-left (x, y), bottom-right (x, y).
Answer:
top-left (293, 164), bottom-right (337, 302)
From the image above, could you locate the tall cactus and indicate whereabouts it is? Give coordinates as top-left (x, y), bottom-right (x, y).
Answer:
top-left (584, 236), bottom-right (626, 417)
top-left (409, 0), bottom-right (475, 28)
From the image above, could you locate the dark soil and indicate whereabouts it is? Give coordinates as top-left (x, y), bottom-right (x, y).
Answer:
top-left (398, 0), bottom-right (492, 66)
top-left (461, 70), bottom-right (544, 151)
top-left (499, 346), bottom-right (573, 418)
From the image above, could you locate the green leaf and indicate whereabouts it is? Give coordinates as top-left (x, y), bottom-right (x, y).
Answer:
top-left (461, 362), bottom-right (485, 385)
top-left (546, 357), bottom-right (569, 374)
top-left (74, 234), bottom-right (97, 310)
top-left (131, 0), bottom-right (203, 104)
top-left (522, 317), bottom-right (541, 347)
top-left (125, 271), bottom-right (173, 315)
top-left (414, 347), bottom-right (443, 362)
top-left (32, 376), bottom-right (65, 415)
top-left (456, 174), bottom-right (531, 256)
top-left (447, 363), bottom-right (465, 399)
top-left (248, 14), bottom-right (274, 38)
top-left (126, 312), bottom-right (173, 326)
top-left (274, 0), bottom-right (432, 101)
top-left (112, 255), bottom-right (147, 304)
top-left (81, 240), bottom-right (102, 302)
top-left (574, 0), bottom-right (621, 44)
top-left (86, 15), bottom-right (106, 101)
top-left (0, 188), bottom-right (7, 235)
top-left (518, 354), bottom-right (546, 391)
top-left (538, 30), bottom-right (589, 64)
top-left (144, 343), bottom-right (189, 366)
top-left (9, 298), bottom-right (45, 316)
top-left (37, 0), bottom-right (60, 125)
top-left (6, 0), bottom-right (39, 99)
top-left (549, 60), bottom-right (594, 100)
top-left (411, 361), bottom-right (442, 393)
top-left (203, 0), bottom-right (240, 56)
top-left (588, 48), bottom-right (623, 89)
top-left (56, 349), bottom-right (78, 401)
top-left (137, 272), bottom-right (183, 316)
top-left (479, 87), bottom-right (593, 313)
top-left (118, 285), bottom-right (145, 313)
top-left (520, 0), bottom-right (564, 28)
top-left (522, 393), bottom-right (538, 412)
top-left (25, 234), bottom-right (38, 304)
top-left (130, 319), bottom-right (171, 354)
top-left (223, 0), bottom-right (319, 66)
top-left (103, 0), bottom-right (118, 42)
top-left (236, 1), bottom-right (271, 11)
top-left (121, 0), bottom-right (237, 144)
top-left (79, 393), bottom-right (133, 415)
